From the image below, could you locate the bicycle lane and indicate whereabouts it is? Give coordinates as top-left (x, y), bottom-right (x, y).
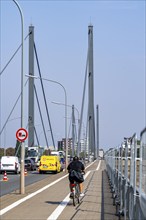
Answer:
top-left (0, 161), bottom-right (97, 220)
top-left (47, 161), bottom-right (100, 220)
top-left (55, 160), bottom-right (101, 220)
top-left (57, 160), bottom-right (120, 220)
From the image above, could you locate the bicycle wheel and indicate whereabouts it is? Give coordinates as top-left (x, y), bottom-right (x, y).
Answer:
top-left (76, 184), bottom-right (80, 204)
top-left (73, 185), bottom-right (78, 206)
top-left (77, 195), bottom-right (80, 204)
top-left (73, 194), bottom-right (76, 206)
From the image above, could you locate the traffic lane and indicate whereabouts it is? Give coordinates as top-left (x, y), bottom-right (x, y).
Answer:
top-left (0, 173), bottom-right (22, 197)
top-left (0, 171), bottom-right (38, 196)
top-left (1, 161), bottom-right (98, 220)
top-left (0, 170), bottom-right (60, 197)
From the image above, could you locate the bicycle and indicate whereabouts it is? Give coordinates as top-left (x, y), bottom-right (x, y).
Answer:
top-left (70, 181), bottom-right (80, 206)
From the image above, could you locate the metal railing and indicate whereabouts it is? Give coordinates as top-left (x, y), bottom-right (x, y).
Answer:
top-left (105, 127), bottom-right (146, 220)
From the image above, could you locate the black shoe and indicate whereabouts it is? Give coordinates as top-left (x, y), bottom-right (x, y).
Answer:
top-left (70, 192), bottom-right (74, 198)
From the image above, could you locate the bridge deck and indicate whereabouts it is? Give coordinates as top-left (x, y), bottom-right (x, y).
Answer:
top-left (0, 160), bottom-right (122, 220)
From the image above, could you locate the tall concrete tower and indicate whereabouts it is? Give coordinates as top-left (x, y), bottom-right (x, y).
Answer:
top-left (88, 25), bottom-right (96, 158)
top-left (28, 26), bottom-right (34, 147)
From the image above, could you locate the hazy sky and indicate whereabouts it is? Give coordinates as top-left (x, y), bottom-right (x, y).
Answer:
top-left (0, 0), bottom-right (145, 151)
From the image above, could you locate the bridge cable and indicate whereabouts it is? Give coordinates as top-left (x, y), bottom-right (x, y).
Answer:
top-left (34, 126), bottom-right (40, 146)
top-left (34, 43), bottom-right (55, 147)
top-left (0, 32), bottom-right (31, 76)
top-left (34, 84), bottom-right (49, 147)
top-left (0, 79), bottom-right (28, 136)
top-left (77, 48), bottom-right (89, 156)
top-left (0, 32), bottom-right (30, 148)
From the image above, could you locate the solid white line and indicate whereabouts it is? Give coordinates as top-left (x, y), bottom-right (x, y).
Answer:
top-left (47, 171), bottom-right (91, 220)
top-left (47, 193), bottom-right (70, 220)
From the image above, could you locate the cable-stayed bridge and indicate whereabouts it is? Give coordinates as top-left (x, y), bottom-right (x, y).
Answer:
top-left (0, 20), bottom-right (146, 220)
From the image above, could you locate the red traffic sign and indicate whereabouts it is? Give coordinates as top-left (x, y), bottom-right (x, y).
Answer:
top-left (16, 128), bottom-right (28, 142)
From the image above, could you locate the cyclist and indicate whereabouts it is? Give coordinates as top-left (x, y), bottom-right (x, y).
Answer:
top-left (67, 155), bottom-right (85, 197)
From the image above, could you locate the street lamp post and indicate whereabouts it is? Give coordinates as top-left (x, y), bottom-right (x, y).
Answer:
top-left (12, 0), bottom-right (25, 194)
top-left (25, 74), bottom-right (68, 172)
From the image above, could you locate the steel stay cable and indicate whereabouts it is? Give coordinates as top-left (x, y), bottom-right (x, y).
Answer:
top-left (34, 84), bottom-right (49, 147)
top-left (0, 32), bottom-right (30, 76)
top-left (0, 79), bottom-right (28, 136)
top-left (33, 42), bottom-right (55, 147)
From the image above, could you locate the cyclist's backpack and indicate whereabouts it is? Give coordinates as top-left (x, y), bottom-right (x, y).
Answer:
top-left (70, 170), bottom-right (84, 183)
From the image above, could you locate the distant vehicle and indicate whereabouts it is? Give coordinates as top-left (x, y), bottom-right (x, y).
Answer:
top-left (99, 149), bottom-right (104, 159)
top-left (25, 158), bottom-right (36, 171)
top-left (89, 155), bottom-right (94, 162)
top-left (0, 156), bottom-right (20, 174)
top-left (85, 157), bottom-right (89, 161)
top-left (50, 151), bottom-right (60, 156)
top-left (50, 151), bottom-right (65, 170)
top-left (27, 146), bottom-right (44, 164)
top-left (58, 151), bottom-right (65, 157)
top-left (39, 155), bottom-right (61, 174)
top-left (51, 150), bottom-right (65, 157)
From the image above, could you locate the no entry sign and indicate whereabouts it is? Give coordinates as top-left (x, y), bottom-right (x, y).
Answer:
top-left (16, 128), bottom-right (28, 142)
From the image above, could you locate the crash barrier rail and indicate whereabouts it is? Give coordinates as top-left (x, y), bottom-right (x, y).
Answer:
top-left (104, 127), bottom-right (146, 220)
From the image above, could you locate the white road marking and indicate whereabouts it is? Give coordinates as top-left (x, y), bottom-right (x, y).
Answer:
top-left (47, 160), bottom-right (101, 220)
top-left (0, 174), bottom-right (68, 216)
top-left (47, 193), bottom-right (70, 220)
top-left (96, 160), bottom-right (101, 170)
top-left (0, 160), bottom-right (99, 216)
top-left (47, 171), bottom-right (91, 220)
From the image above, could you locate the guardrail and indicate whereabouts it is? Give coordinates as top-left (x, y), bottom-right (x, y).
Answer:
top-left (105, 127), bottom-right (146, 220)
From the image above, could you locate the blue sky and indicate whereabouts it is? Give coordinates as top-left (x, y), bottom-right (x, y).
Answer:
top-left (0, 0), bottom-right (145, 151)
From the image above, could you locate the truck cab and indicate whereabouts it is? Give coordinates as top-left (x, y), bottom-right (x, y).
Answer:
top-left (27, 146), bottom-right (44, 165)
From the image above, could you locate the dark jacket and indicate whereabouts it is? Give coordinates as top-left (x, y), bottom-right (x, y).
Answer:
top-left (67, 160), bottom-right (85, 183)
top-left (67, 160), bottom-right (85, 173)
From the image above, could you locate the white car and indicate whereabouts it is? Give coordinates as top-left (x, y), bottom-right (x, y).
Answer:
top-left (0, 156), bottom-right (20, 174)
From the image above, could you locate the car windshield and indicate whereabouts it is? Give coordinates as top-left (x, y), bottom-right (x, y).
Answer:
top-left (28, 150), bottom-right (37, 157)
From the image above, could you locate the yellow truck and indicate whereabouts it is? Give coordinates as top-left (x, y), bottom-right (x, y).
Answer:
top-left (39, 155), bottom-right (61, 174)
